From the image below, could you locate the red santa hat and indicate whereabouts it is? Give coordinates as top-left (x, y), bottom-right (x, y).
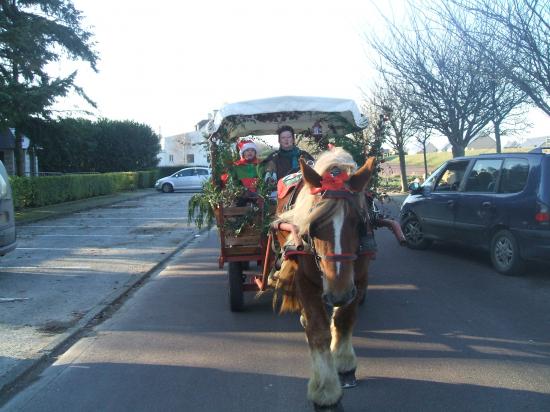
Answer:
top-left (237, 140), bottom-right (257, 157)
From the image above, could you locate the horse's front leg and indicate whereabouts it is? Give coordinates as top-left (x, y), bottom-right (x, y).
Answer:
top-left (331, 302), bottom-right (359, 388)
top-left (297, 269), bottom-right (342, 408)
top-left (331, 259), bottom-right (368, 388)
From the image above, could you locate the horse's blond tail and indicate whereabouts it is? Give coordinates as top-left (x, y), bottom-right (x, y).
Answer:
top-left (272, 259), bottom-right (302, 314)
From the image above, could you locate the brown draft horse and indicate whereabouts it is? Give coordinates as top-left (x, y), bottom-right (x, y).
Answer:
top-left (273, 147), bottom-right (376, 411)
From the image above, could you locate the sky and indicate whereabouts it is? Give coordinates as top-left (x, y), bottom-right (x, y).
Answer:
top-left (57, 0), bottom-right (379, 138)
top-left (55, 0), bottom-right (547, 147)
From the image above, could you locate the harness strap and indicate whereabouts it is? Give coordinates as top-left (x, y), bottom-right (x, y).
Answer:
top-left (283, 243), bottom-right (312, 260)
top-left (316, 253), bottom-right (358, 262)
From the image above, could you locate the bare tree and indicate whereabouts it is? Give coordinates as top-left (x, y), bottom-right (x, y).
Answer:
top-left (370, 80), bottom-right (418, 191)
top-left (415, 128), bottom-right (432, 178)
top-left (435, 1), bottom-right (531, 152)
top-left (366, 1), bottom-right (531, 157)
top-left (367, 4), bottom-right (499, 157)
top-left (444, 0), bottom-right (550, 116)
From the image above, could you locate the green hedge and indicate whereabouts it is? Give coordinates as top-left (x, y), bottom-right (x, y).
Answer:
top-left (9, 170), bottom-right (159, 210)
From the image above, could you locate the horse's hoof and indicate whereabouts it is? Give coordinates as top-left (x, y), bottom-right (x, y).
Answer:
top-left (339, 369), bottom-right (357, 389)
top-left (313, 400), bottom-right (345, 412)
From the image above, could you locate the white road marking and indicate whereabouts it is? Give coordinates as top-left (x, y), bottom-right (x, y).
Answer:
top-left (58, 217), bottom-right (186, 220)
top-left (29, 225), bottom-right (152, 228)
top-left (19, 234), bottom-right (155, 237)
top-left (16, 247), bottom-right (132, 250)
top-left (0, 266), bottom-right (92, 270)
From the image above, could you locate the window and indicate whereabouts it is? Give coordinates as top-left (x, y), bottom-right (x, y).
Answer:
top-left (195, 168), bottom-right (209, 175)
top-left (176, 169), bottom-right (194, 177)
top-left (500, 158), bottom-right (529, 193)
top-left (169, 154), bottom-right (174, 163)
top-left (464, 159), bottom-right (502, 192)
top-left (434, 161), bottom-right (469, 192)
top-left (187, 154), bottom-right (194, 164)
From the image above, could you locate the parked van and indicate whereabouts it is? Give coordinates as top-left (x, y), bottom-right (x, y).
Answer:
top-left (0, 160), bottom-right (16, 256)
top-left (400, 147), bottom-right (550, 275)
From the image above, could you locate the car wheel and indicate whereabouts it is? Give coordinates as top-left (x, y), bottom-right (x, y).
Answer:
top-left (490, 229), bottom-right (525, 275)
top-left (402, 215), bottom-right (432, 250)
top-left (161, 183), bottom-right (173, 193)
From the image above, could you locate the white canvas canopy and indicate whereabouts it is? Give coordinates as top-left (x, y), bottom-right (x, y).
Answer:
top-left (206, 96), bottom-right (369, 140)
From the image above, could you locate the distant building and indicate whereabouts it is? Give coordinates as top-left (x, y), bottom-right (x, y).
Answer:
top-left (415, 142), bottom-right (438, 154)
top-left (519, 136), bottom-right (550, 148)
top-left (441, 136), bottom-right (497, 152)
top-left (157, 121), bottom-right (209, 167)
top-left (466, 135), bottom-right (496, 150)
top-left (0, 128), bottom-right (39, 176)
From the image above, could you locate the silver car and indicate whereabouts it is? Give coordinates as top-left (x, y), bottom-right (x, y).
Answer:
top-left (155, 167), bottom-right (211, 193)
top-left (0, 160), bottom-right (16, 255)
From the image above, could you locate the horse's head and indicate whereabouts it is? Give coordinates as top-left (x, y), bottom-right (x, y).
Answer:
top-left (299, 153), bottom-right (376, 307)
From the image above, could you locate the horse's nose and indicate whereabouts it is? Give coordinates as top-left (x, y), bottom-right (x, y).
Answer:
top-left (322, 285), bottom-right (357, 307)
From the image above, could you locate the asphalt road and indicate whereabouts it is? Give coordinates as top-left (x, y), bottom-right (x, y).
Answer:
top-left (2, 196), bottom-right (550, 411)
top-left (0, 191), bottom-right (200, 395)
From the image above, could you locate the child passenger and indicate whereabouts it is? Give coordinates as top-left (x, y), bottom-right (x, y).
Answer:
top-left (221, 140), bottom-right (260, 205)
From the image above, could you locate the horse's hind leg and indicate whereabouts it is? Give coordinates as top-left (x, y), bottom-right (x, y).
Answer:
top-left (331, 303), bottom-right (359, 388)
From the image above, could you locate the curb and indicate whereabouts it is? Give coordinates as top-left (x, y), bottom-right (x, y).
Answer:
top-left (0, 227), bottom-right (207, 403)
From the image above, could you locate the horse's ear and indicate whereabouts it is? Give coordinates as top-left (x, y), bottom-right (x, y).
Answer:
top-left (299, 157), bottom-right (322, 188)
top-left (348, 156), bottom-right (376, 192)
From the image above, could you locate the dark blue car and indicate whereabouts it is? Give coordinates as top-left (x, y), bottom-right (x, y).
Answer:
top-left (400, 147), bottom-right (550, 275)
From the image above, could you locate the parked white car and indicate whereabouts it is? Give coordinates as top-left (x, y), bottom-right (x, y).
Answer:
top-left (0, 160), bottom-right (16, 255)
top-left (155, 167), bottom-right (211, 193)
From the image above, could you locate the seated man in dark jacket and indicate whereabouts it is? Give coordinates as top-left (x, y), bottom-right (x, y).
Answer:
top-left (261, 125), bottom-right (314, 187)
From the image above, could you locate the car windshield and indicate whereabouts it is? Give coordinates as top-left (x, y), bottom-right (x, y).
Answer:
top-left (422, 163), bottom-right (447, 190)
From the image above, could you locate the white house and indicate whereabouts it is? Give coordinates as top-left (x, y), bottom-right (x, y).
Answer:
top-left (158, 121), bottom-right (209, 167)
top-left (0, 128), bottom-right (39, 176)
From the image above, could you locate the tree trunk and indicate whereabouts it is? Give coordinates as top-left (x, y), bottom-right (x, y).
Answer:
top-left (451, 144), bottom-right (465, 158)
top-left (398, 148), bottom-right (408, 192)
top-left (493, 121), bottom-right (502, 153)
top-left (14, 128), bottom-right (26, 176)
top-left (422, 141), bottom-right (428, 178)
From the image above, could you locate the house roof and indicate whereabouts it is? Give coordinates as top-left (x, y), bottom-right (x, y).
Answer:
top-left (416, 142), bottom-right (438, 154)
top-left (467, 135), bottom-right (496, 149)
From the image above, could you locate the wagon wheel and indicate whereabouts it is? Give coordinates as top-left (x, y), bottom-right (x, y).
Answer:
top-left (228, 262), bottom-right (245, 312)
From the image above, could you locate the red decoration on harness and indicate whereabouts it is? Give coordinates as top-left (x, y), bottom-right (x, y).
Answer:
top-left (310, 171), bottom-right (350, 194)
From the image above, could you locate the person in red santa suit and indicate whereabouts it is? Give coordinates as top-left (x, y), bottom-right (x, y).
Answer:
top-left (221, 140), bottom-right (260, 205)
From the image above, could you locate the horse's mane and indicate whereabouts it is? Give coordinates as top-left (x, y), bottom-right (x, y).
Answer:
top-left (278, 147), bottom-right (358, 235)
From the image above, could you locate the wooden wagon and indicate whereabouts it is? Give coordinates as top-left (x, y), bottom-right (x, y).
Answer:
top-left (203, 96), bottom-right (371, 311)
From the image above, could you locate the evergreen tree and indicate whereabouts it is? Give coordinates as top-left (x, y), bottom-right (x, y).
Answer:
top-left (0, 0), bottom-right (97, 175)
